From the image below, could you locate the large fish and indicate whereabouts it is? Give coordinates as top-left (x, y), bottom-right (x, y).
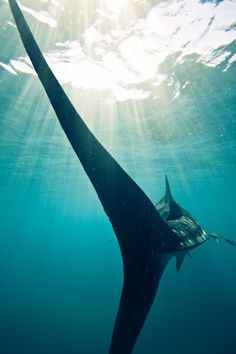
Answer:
top-left (8, 1), bottom-right (235, 353)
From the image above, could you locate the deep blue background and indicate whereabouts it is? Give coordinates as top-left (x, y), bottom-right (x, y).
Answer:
top-left (0, 1), bottom-right (236, 353)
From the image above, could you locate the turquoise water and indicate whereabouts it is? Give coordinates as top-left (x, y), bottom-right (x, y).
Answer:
top-left (1, 1), bottom-right (236, 353)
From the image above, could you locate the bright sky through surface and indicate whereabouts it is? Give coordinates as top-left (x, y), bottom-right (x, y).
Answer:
top-left (1, 0), bottom-right (236, 103)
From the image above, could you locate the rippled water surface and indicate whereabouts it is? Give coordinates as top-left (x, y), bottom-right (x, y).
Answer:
top-left (0, 1), bottom-right (236, 353)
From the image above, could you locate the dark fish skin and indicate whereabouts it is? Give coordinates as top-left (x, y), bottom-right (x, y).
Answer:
top-left (8, 2), bottom-right (219, 353)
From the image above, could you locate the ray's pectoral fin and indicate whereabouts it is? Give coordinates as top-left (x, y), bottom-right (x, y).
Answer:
top-left (109, 255), bottom-right (170, 354)
top-left (164, 175), bottom-right (183, 221)
top-left (9, 2), bottom-right (181, 354)
top-left (8, 0), bottom-right (180, 253)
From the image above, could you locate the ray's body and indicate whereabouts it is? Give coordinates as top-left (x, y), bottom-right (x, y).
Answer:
top-left (9, 1), bottom-right (208, 353)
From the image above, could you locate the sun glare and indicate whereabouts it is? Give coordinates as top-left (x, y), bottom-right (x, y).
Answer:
top-left (1, 0), bottom-right (235, 212)
top-left (6, 0), bottom-right (235, 107)
top-left (103, 0), bottom-right (129, 14)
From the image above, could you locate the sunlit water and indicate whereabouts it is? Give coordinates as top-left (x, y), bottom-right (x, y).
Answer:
top-left (0, 1), bottom-right (236, 353)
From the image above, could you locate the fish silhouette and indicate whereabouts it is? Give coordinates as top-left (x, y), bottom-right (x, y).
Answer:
top-left (8, 1), bottom-right (235, 353)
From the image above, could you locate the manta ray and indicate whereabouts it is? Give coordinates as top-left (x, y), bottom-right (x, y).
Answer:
top-left (9, 1), bottom-right (236, 353)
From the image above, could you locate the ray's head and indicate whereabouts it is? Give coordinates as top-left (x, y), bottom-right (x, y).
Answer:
top-left (156, 176), bottom-right (207, 254)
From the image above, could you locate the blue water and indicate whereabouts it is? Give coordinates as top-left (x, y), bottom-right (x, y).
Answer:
top-left (0, 1), bottom-right (236, 353)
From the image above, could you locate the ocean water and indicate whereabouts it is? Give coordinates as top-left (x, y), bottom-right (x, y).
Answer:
top-left (0, 1), bottom-right (236, 353)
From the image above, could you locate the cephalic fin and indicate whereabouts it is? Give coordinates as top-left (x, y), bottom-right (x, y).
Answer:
top-left (176, 252), bottom-right (185, 271)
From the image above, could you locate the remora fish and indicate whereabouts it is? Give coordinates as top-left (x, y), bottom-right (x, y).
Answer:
top-left (8, 1), bottom-right (235, 353)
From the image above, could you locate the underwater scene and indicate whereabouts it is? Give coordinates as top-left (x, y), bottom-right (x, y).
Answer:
top-left (0, 0), bottom-right (236, 353)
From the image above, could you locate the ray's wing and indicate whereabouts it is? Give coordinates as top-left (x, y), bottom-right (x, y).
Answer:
top-left (9, 1), bottom-right (179, 353)
top-left (8, 0), bottom-right (179, 256)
